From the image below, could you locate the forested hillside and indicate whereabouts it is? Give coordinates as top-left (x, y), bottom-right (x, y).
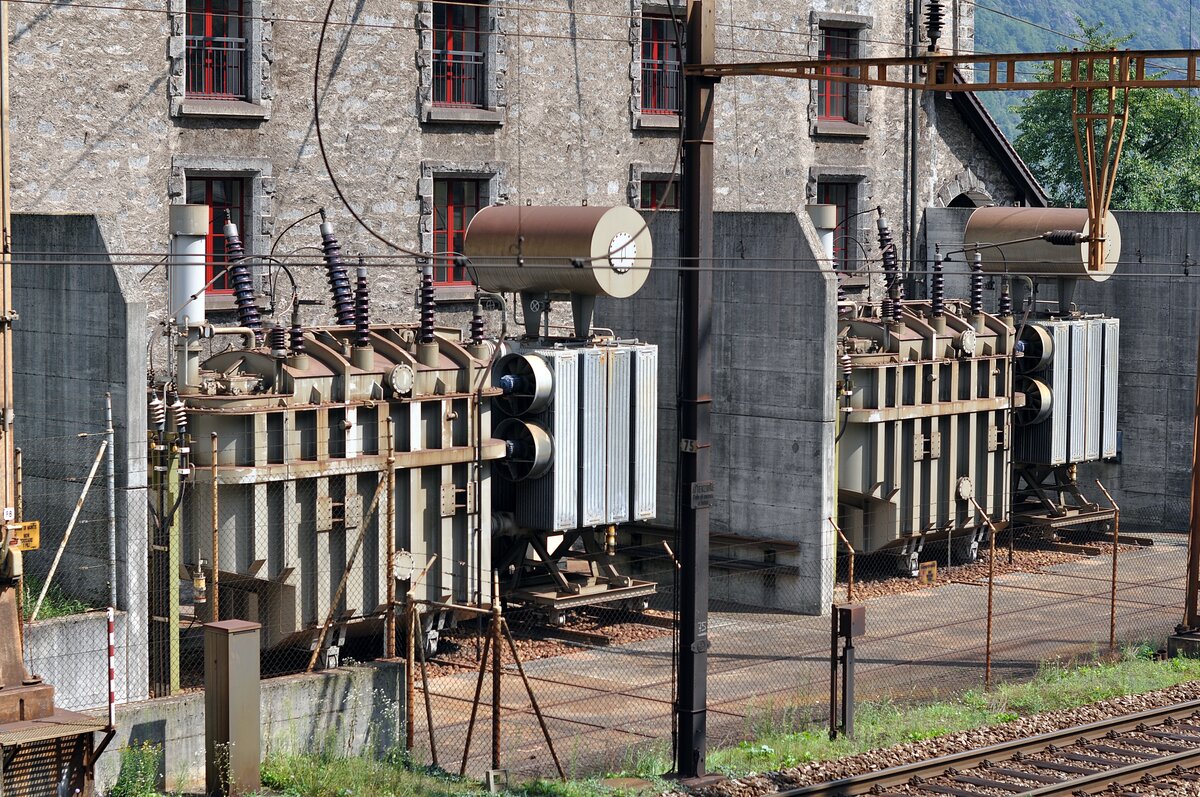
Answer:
top-left (975, 0), bottom-right (1197, 137)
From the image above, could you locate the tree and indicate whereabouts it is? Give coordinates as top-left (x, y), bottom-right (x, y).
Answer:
top-left (1013, 20), bottom-right (1200, 210)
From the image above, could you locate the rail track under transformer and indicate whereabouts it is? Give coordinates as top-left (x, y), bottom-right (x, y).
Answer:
top-left (781, 700), bottom-right (1200, 796)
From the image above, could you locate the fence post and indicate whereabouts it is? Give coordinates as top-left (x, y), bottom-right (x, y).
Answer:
top-left (970, 497), bottom-right (1000, 690)
top-left (386, 416), bottom-right (396, 660)
top-left (106, 392), bottom-right (117, 609)
top-left (1096, 480), bottom-right (1120, 651)
top-left (211, 432), bottom-right (219, 622)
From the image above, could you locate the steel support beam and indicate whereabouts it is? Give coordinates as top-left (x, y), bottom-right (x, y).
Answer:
top-left (675, 0), bottom-right (716, 781)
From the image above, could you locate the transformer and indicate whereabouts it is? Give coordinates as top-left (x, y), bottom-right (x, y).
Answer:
top-left (837, 300), bottom-right (1015, 574)
top-left (148, 204), bottom-right (660, 671)
top-left (176, 323), bottom-right (500, 653)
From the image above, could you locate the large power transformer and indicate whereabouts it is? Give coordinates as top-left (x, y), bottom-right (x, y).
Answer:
top-left (837, 206), bottom-right (1122, 574)
top-left (151, 203), bottom-right (660, 676)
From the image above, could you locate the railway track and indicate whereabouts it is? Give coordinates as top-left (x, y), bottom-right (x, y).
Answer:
top-left (781, 699), bottom-right (1200, 796)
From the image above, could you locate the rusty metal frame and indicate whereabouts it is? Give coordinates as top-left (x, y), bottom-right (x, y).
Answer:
top-left (687, 49), bottom-right (1200, 92)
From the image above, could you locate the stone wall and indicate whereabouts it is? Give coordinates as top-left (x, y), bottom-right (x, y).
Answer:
top-left (8, 0), bottom-right (1024, 348)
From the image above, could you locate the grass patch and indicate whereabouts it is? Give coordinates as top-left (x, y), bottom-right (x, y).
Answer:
top-left (21, 574), bottom-right (89, 621)
top-left (109, 742), bottom-right (166, 797)
top-left (260, 750), bottom-right (669, 797)
top-left (707, 647), bottom-right (1200, 776)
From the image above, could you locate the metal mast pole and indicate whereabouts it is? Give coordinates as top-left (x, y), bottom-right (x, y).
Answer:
top-left (675, 0), bottom-right (716, 780)
top-left (0, 0), bottom-right (14, 521)
top-left (1185, 323), bottom-right (1200, 629)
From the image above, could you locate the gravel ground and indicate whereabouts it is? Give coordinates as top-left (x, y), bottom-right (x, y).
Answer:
top-left (700, 681), bottom-right (1200, 797)
top-left (420, 608), bottom-right (674, 679)
top-left (841, 548), bottom-right (1086, 602)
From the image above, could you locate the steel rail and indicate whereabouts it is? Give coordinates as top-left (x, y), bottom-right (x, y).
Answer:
top-left (777, 699), bottom-right (1200, 797)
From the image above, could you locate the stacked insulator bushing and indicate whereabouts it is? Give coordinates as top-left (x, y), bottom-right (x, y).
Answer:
top-left (931, 253), bottom-right (945, 318)
top-left (839, 352), bottom-right (852, 380)
top-left (319, 211), bottom-right (356, 326)
top-left (268, 323), bottom-right (288, 356)
top-left (167, 389), bottom-right (188, 437)
top-left (222, 212), bottom-right (264, 344)
top-left (470, 301), bottom-right (485, 346)
top-left (925, 0), bottom-right (944, 51)
top-left (998, 278), bottom-right (1013, 317)
top-left (878, 214), bottom-right (900, 322)
top-left (419, 267), bottom-right (436, 345)
top-left (970, 252), bottom-right (984, 316)
top-left (354, 261), bottom-right (371, 348)
top-left (149, 393), bottom-right (166, 434)
top-left (289, 299), bottom-right (306, 355)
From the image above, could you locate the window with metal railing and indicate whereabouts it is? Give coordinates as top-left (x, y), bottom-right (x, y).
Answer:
top-left (433, 178), bottom-right (483, 286)
top-left (818, 27), bottom-right (855, 122)
top-left (433, 1), bottom-right (486, 108)
top-left (185, 176), bottom-right (246, 293)
top-left (641, 15), bottom-right (682, 115)
top-left (186, 0), bottom-right (246, 100)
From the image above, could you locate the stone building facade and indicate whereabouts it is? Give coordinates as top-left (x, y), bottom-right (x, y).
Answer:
top-left (5, 0), bottom-right (1044, 702)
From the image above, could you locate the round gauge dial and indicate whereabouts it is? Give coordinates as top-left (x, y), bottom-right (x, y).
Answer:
top-left (608, 232), bottom-right (636, 274)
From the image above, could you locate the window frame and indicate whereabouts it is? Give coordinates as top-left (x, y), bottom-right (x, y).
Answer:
top-left (168, 0), bottom-right (271, 120)
top-left (808, 13), bottom-right (871, 137)
top-left (640, 14), bottom-right (682, 117)
top-left (817, 26), bottom-right (853, 122)
top-left (640, 178), bottom-right (679, 210)
top-left (432, 177), bottom-right (485, 287)
top-left (418, 161), bottom-right (507, 300)
top-left (630, 1), bottom-right (684, 131)
top-left (185, 174), bottom-right (247, 295)
top-left (816, 181), bottom-right (854, 271)
top-left (185, 0), bottom-right (247, 102)
top-left (420, 1), bottom-right (506, 125)
top-left (432, 0), bottom-right (486, 109)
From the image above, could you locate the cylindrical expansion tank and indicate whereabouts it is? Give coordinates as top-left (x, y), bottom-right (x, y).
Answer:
top-left (963, 207), bottom-right (1120, 282)
top-left (168, 204), bottom-right (209, 324)
top-left (464, 205), bottom-right (653, 297)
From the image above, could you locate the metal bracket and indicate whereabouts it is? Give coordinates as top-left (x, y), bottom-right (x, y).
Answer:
top-left (440, 483), bottom-right (456, 518)
top-left (689, 639), bottom-right (711, 654)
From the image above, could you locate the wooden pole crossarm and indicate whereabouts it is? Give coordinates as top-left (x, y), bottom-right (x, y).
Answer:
top-left (687, 49), bottom-right (1200, 92)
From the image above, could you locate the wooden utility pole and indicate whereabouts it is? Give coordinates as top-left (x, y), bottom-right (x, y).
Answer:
top-left (675, 0), bottom-right (716, 781)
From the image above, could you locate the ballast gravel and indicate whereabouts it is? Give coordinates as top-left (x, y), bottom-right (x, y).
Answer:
top-left (699, 681), bottom-right (1200, 797)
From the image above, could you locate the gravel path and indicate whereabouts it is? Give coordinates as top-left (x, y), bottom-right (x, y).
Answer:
top-left (701, 681), bottom-right (1200, 797)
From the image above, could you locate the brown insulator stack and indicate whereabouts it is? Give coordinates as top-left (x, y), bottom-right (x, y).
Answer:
top-left (931, 253), bottom-right (945, 318)
top-left (925, 0), bottom-right (944, 51)
top-left (970, 252), bottom-right (984, 316)
top-left (318, 210), bottom-right (356, 326)
top-left (354, 260), bottom-right (371, 349)
top-left (222, 212), bottom-right (264, 344)
top-left (878, 212), bottom-right (901, 322)
top-left (419, 267), bottom-right (436, 345)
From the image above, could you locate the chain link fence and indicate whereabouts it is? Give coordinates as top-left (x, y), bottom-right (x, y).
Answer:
top-left (9, 411), bottom-right (1193, 783)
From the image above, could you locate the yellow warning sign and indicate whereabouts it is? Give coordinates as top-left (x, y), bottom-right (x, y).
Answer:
top-left (917, 560), bottom-right (938, 585)
top-left (8, 521), bottom-right (39, 551)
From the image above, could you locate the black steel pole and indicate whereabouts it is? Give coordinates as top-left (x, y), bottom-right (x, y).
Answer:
top-left (675, 0), bottom-right (716, 781)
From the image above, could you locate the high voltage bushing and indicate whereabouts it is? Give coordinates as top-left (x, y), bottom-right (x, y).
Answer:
top-left (222, 212), bottom-right (264, 344)
top-left (998, 277), bottom-right (1013, 317)
top-left (167, 387), bottom-right (191, 474)
top-left (318, 210), bottom-right (356, 326)
top-left (877, 212), bottom-right (900, 322)
top-left (970, 251), bottom-right (984, 316)
top-left (149, 393), bottom-right (166, 434)
top-left (418, 267), bottom-right (436, 345)
top-left (288, 319), bottom-right (306, 355)
top-left (925, 0), bottom-right (944, 51)
top-left (268, 322), bottom-right (288, 357)
top-left (354, 260), bottom-right (371, 349)
top-left (470, 299), bottom-right (485, 346)
top-left (931, 253), bottom-right (945, 318)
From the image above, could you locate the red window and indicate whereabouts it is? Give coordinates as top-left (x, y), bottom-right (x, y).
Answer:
top-left (433, 178), bottom-right (483, 286)
top-left (186, 176), bottom-right (245, 294)
top-left (817, 181), bottom-right (853, 270)
top-left (642, 15), bottom-right (682, 115)
top-left (186, 0), bottom-right (246, 100)
top-left (818, 27), bottom-right (854, 121)
top-left (433, 1), bottom-right (485, 108)
top-left (640, 179), bottom-right (679, 210)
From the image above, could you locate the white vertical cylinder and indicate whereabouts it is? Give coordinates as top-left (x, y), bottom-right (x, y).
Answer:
top-left (806, 203), bottom-right (838, 266)
top-left (168, 205), bottom-right (209, 326)
top-left (107, 606), bottom-right (116, 729)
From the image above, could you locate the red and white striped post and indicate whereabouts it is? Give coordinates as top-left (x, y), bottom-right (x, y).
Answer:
top-left (107, 606), bottom-right (116, 730)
